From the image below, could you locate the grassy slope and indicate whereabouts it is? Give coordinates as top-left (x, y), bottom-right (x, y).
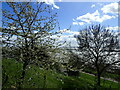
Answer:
top-left (2, 59), bottom-right (120, 88)
top-left (83, 68), bottom-right (120, 82)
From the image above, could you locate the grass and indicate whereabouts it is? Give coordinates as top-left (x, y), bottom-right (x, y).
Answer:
top-left (2, 58), bottom-right (120, 88)
top-left (83, 68), bottom-right (120, 82)
top-left (102, 72), bottom-right (120, 81)
top-left (80, 73), bottom-right (120, 88)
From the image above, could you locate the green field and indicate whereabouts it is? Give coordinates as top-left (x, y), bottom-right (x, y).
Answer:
top-left (83, 67), bottom-right (120, 82)
top-left (2, 58), bottom-right (120, 88)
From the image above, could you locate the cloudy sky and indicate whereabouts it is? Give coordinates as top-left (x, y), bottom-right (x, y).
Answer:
top-left (49, 1), bottom-right (119, 47)
top-left (1, 0), bottom-right (119, 47)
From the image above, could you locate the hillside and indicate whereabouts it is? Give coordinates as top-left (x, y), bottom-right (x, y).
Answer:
top-left (2, 59), bottom-right (120, 89)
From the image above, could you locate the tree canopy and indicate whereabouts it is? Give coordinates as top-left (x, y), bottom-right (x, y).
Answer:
top-left (76, 24), bottom-right (120, 86)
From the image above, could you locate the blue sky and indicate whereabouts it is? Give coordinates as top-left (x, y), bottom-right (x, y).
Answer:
top-left (2, 1), bottom-right (119, 47)
top-left (54, 2), bottom-right (118, 29)
top-left (50, 2), bottom-right (119, 47)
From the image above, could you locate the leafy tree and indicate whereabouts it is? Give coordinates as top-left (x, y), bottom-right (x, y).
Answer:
top-left (76, 24), bottom-right (120, 86)
top-left (66, 49), bottom-right (84, 70)
top-left (2, 2), bottom-right (60, 88)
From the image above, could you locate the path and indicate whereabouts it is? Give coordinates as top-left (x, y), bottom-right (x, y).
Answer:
top-left (81, 71), bottom-right (120, 83)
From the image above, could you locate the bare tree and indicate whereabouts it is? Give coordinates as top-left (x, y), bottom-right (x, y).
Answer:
top-left (76, 24), bottom-right (120, 86)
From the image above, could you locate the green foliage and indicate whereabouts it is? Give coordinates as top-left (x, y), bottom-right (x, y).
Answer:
top-left (83, 66), bottom-right (120, 82)
top-left (66, 50), bottom-right (84, 71)
top-left (2, 59), bottom-right (120, 88)
top-left (2, 2), bottom-right (64, 88)
top-left (2, 59), bottom-right (23, 88)
top-left (80, 73), bottom-right (120, 88)
top-left (2, 2), bottom-right (58, 61)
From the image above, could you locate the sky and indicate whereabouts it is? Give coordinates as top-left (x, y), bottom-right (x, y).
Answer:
top-left (50, 1), bottom-right (119, 47)
top-left (1, 1), bottom-right (120, 47)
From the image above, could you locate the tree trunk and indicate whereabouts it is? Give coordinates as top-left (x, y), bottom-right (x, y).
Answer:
top-left (17, 62), bottom-right (28, 89)
top-left (97, 73), bottom-right (101, 86)
top-left (20, 62), bottom-right (28, 80)
top-left (95, 57), bottom-right (101, 86)
top-left (43, 74), bottom-right (47, 88)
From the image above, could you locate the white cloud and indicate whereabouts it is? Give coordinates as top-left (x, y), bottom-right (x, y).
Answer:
top-left (101, 3), bottom-right (118, 14)
top-left (57, 29), bottom-right (70, 33)
top-left (106, 26), bottom-right (120, 31)
top-left (57, 29), bottom-right (79, 36)
top-left (73, 10), bottom-right (116, 25)
top-left (36, 0), bottom-right (60, 9)
top-left (51, 29), bottom-right (79, 47)
top-left (91, 4), bottom-right (95, 8)
top-left (73, 18), bottom-right (85, 26)
top-left (101, 15), bottom-right (115, 21)
top-left (67, 31), bottom-right (79, 35)
top-left (97, 3), bottom-right (103, 6)
top-left (58, 35), bottom-right (78, 47)
top-left (73, 22), bottom-right (84, 26)
top-left (58, 29), bottom-right (79, 35)
top-left (73, 3), bottom-right (119, 26)
top-left (51, 34), bottom-right (78, 47)
top-left (76, 10), bottom-right (100, 23)
top-left (79, 22), bottom-right (84, 25)
top-left (73, 22), bottom-right (79, 25)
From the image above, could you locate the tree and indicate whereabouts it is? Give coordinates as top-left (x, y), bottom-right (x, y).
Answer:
top-left (2, 2), bottom-right (60, 88)
top-left (65, 48), bottom-right (84, 75)
top-left (76, 24), bottom-right (120, 86)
